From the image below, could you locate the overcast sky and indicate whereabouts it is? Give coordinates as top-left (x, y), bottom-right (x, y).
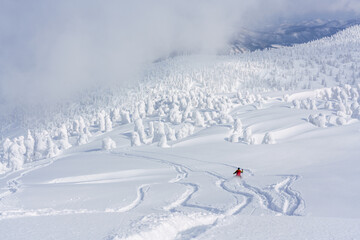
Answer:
top-left (0, 0), bottom-right (359, 108)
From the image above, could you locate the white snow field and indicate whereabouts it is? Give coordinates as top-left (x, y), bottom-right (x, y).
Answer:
top-left (1, 26), bottom-right (360, 239)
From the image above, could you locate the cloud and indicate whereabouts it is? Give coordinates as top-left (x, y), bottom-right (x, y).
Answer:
top-left (0, 0), bottom-right (358, 111)
top-left (272, 0), bottom-right (360, 21)
top-left (0, 0), bottom-right (242, 105)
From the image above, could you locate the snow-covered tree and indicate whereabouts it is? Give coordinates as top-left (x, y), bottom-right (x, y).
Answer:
top-left (229, 133), bottom-right (239, 143)
top-left (138, 101), bottom-right (146, 118)
top-left (8, 141), bottom-right (24, 170)
top-left (292, 99), bottom-right (300, 109)
top-left (308, 114), bottom-right (327, 128)
top-left (243, 127), bottom-right (254, 144)
top-left (134, 119), bottom-right (152, 144)
top-left (111, 108), bottom-right (121, 122)
top-left (262, 132), bottom-right (276, 144)
top-left (169, 105), bottom-right (182, 124)
top-left (84, 127), bottom-right (92, 137)
top-left (324, 101), bottom-right (333, 110)
top-left (156, 122), bottom-right (166, 139)
top-left (105, 114), bottom-right (113, 132)
top-left (131, 132), bottom-right (141, 146)
top-left (194, 111), bottom-right (205, 127)
top-left (148, 122), bottom-right (155, 138)
top-left (337, 101), bottom-right (346, 112)
top-left (309, 99), bottom-right (317, 110)
top-left (102, 137), bottom-right (116, 150)
top-left (2, 138), bottom-right (12, 161)
top-left (121, 110), bottom-right (131, 124)
top-left (283, 94), bottom-right (290, 102)
top-left (320, 113), bottom-right (329, 125)
top-left (336, 117), bottom-right (347, 126)
top-left (132, 107), bottom-right (140, 121)
top-left (352, 106), bottom-right (360, 120)
top-left (182, 105), bottom-right (192, 121)
top-left (78, 117), bottom-right (86, 134)
top-left (180, 97), bottom-right (188, 110)
top-left (0, 161), bottom-right (7, 173)
top-left (72, 120), bottom-right (80, 135)
top-left (24, 130), bottom-right (35, 161)
top-left (301, 99), bottom-right (310, 109)
top-left (176, 123), bottom-right (195, 140)
top-left (98, 111), bottom-right (106, 132)
top-left (351, 102), bottom-right (359, 112)
top-left (158, 107), bottom-right (166, 117)
top-left (350, 87), bottom-right (359, 101)
top-left (324, 88), bottom-right (332, 100)
top-left (211, 111), bottom-right (218, 121)
top-left (34, 131), bottom-right (49, 159)
top-left (158, 134), bottom-right (169, 148)
top-left (219, 113), bottom-right (234, 124)
top-left (77, 132), bottom-right (89, 146)
top-left (206, 96), bottom-right (214, 109)
top-left (46, 136), bottom-right (59, 158)
top-left (234, 118), bottom-right (243, 133)
top-left (204, 112), bottom-right (212, 122)
top-left (237, 91), bottom-right (243, 101)
top-left (134, 118), bottom-right (144, 133)
top-left (166, 124), bottom-right (177, 141)
top-left (147, 98), bottom-right (155, 116)
top-left (58, 125), bottom-right (72, 150)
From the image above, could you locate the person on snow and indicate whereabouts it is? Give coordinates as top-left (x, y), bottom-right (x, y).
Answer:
top-left (233, 168), bottom-right (243, 177)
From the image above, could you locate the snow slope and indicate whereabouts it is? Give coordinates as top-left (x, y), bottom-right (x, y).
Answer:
top-left (228, 18), bottom-right (360, 54)
top-left (1, 26), bottom-right (360, 239)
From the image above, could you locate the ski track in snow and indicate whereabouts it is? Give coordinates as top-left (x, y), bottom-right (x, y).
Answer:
top-left (163, 186), bottom-right (194, 211)
top-left (0, 153), bottom-right (151, 219)
top-left (116, 213), bottom-right (219, 240)
top-left (0, 148), bottom-right (305, 240)
top-left (168, 165), bottom-right (188, 183)
top-left (164, 164), bottom-right (221, 214)
top-left (164, 165), bottom-right (192, 211)
top-left (238, 175), bottom-right (305, 216)
top-left (272, 175), bottom-right (305, 216)
top-left (0, 159), bottom-right (55, 204)
top-left (205, 171), bottom-right (253, 216)
top-left (106, 184), bottom-right (150, 213)
top-left (0, 149), bottom-right (305, 240)
top-left (0, 184), bottom-right (150, 220)
top-left (121, 152), bottom-right (225, 214)
top-left (124, 150), bottom-right (304, 216)
top-left (109, 150), bottom-right (305, 240)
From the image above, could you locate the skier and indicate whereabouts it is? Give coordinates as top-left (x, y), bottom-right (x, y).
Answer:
top-left (233, 168), bottom-right (243, 177)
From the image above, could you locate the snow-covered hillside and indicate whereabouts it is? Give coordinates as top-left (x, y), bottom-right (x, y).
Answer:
top-left (1, 26), bottom-right (360, 239)
top-left (228, 18), bottom-right (360, 54)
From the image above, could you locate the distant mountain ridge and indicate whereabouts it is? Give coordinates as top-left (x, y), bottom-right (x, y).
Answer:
top-left (227, 18), bottom-right (360, 54)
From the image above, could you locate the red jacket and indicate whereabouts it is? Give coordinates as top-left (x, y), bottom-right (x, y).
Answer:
top-left (234, 169), bottom-right (243, 176)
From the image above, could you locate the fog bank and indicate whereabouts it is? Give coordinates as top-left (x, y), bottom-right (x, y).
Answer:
top-left (0, 0), bottom-right (359, 108)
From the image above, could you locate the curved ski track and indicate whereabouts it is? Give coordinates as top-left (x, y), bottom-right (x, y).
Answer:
top-left (112, 151), bottom-right (305, 240)
top-left (106, 184), bottom-right (150, 213)
top-left (0, 183), bottom-right (150, 220)
top-left (0, 159), bottom-right (56, 203)
top-left (0, 150), bottom-right (305, 239)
